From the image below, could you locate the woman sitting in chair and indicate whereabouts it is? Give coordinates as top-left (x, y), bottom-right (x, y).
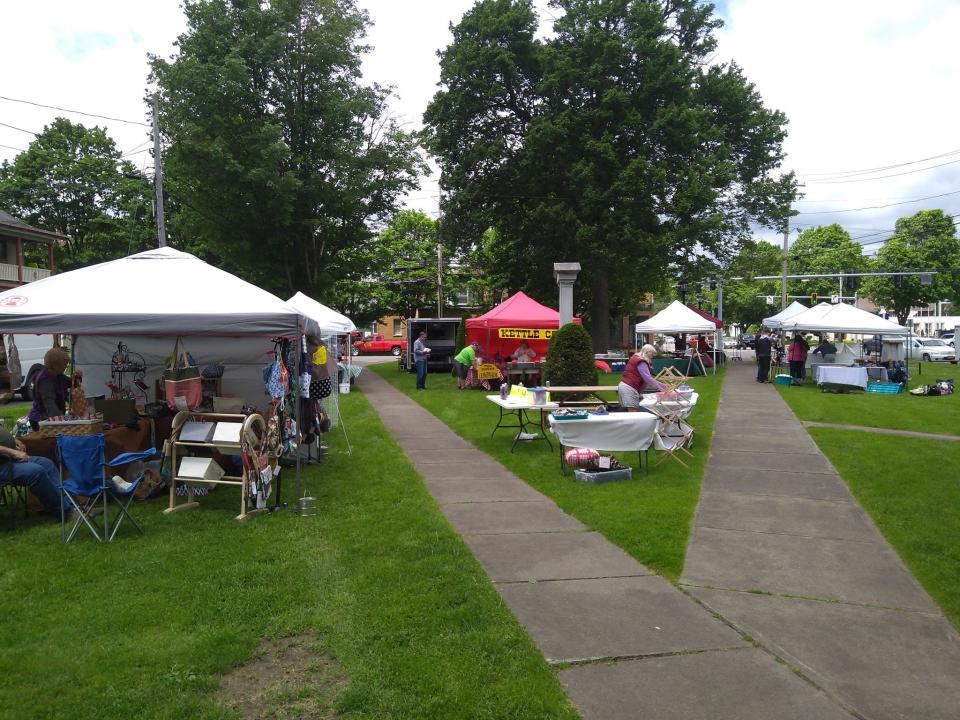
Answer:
top-left (28, 347), bottom-right (79, 431)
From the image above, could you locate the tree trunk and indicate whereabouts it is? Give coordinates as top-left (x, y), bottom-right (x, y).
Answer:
top-left (590, 272), bottom-right (610, 354)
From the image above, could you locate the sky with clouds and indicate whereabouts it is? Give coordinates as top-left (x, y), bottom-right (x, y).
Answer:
top-left (1, 0), bottom-right (958, 255)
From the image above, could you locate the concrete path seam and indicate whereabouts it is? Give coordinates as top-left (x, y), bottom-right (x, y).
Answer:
top-left (678, 583), bottom-right (944, 616)
top-left (801, 420), bottom-right (960, 440)
top-left (702, 488), bottom-right (854, 504)
top-left (553, 645), bottom-right (754, 668)
top-left (694, 523), bottom-right (881, 545)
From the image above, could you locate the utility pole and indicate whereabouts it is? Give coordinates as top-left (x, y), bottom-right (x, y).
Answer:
top-left (151, 93), bottom-right (167, 248)
top-left (781, 222), bottom-right (789, 310)
top-left (436, 242), bottom-right (443, 317)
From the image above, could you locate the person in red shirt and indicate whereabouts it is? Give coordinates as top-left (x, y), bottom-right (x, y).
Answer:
top-left (618, 344), bottom-right (667, 410)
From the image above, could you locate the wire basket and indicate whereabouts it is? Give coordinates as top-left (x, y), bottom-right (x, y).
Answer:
top-left (36, 418), bottom-right (103, 438)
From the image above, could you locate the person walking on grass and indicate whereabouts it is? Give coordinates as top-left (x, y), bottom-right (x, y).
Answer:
top-left (413, 331), bottom-right (431, 390)
top-left (755, 328), bottom-right (773, 383)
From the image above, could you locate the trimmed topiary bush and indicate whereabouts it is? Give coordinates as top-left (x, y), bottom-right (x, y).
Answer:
top-left (543, 323), bottom-right (597, 387)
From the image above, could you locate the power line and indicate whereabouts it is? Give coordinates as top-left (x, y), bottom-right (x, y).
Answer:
top-left (795, 188), bottom-right (960, 215)
top-left (805, 157), bottom-right (960, 185)
top-left (0, 143), bottom-right (25, 153)
top-left (0, 121), bottom-right (37, 136)
top-left (798, 147), bottom-right (960, 178)
top-left (0, 94), bottom-right (150, 127)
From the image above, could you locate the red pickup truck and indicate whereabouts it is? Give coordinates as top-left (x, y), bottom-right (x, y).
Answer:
top-left (352, 335), bottom-right (407, 356)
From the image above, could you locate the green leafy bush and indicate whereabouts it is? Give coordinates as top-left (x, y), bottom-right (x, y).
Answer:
top-left (543, 323), bottom-right (597, 386)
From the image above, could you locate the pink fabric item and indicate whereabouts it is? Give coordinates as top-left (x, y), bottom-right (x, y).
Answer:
top-left (564, 447), bottom-right (600, 468)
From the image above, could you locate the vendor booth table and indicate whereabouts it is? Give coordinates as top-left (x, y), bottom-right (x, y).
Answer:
top-left (548, 412), bottom-right (658, 471)
top-left (486, 395), bottom-right (558, 452)
top-left (504, 361), bottom-right (542, 386)
top-left (813, 365), bottom-right (869, 390)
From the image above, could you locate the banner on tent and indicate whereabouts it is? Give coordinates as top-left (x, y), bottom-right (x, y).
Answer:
top-left (497, 327), bottom-right (556, 340)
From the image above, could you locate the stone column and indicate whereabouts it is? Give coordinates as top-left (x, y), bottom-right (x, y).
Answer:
top-left (553, 262), bottom-right (581, 327)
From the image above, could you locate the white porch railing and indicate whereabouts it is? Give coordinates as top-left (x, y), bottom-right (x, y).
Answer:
top-left (0, 263), bottom-right (52, 283)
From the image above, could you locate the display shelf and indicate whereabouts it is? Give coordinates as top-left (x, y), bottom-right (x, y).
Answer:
top-left (164, 410), bottom-right (268, 521)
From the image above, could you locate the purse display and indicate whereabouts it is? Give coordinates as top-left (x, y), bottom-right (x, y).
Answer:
top-left (163, 337), bottom-right (202, 410)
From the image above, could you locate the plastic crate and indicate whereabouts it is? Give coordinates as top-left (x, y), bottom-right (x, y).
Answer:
top-left (573, 467), bottom-right (633, 484)
top-left (866, 382), bottom-right (902, 395)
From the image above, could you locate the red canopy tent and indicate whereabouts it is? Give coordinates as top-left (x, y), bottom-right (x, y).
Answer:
top-left (465, 291), bottom-right (581, 361)
top-left (686, 304), bottom-right (722, 329)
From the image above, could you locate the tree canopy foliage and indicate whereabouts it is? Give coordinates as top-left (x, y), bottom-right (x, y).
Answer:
top-left (424, 0), bottom-right (796, 350)
top-left (0, 118), bottom-right (154, 270)
top-left (720, 239), bottom-right (783, 329)
top-left (787, 224), bottom-right (867, 299)
top-left (150, 0), bottom-right (425, 299)
top-left (861, 209), bottom-right (960, 325)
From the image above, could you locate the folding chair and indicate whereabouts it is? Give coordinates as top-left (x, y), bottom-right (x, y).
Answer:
top-left (0, 481), bottom-right (29, 517)
top-left (56, 434), bottom-right (157, 542)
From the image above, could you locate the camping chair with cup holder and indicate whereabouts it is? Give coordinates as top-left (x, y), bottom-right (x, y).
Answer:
top-left (56, 433), bottom-right (157, 542)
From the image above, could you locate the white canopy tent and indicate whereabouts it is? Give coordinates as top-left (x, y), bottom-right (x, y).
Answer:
top-left (286, 291), bottom-right (356, 448)
top-left (780, 302), bottom-right (909, 336)
top-left (635, 300), bottom-right (718, 335)
top-left (286, 291), bottom-right (355, 334)
top-left (762, 301), bottom-right (808, 329)
top-left (635, 300), bottom-right (719, 374)
top-left (0, 247), bottom-right (316, 405)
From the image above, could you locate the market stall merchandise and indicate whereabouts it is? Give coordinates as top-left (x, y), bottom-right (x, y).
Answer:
top-left (486, 392), bottom-right (558, 452)
top-left (0, 247), bottom-right (320, 517)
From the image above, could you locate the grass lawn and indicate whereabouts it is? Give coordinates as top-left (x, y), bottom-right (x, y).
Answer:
top-left (806, 428), bottom-right (960, 630)
top-left (0, 392), bottom-right (577, 720)
top-left (0, 400), bottom-right (31, 428)
top-left (371, 361), bottom-right (725, 581)
top-left (775, 361), bottom-right (960, 435)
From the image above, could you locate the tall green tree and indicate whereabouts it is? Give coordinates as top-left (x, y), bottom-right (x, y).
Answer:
top-left (787, 224), bottom-right (866, 300)
top-left (150, 0), bottom-right (425, 299)
top-left (861, 209), bottom-right (960, 324)
top-left (721, 239), bottom-right (783, 329)
top-left (423, 0), bottom-right (796, 351)
top-left (0, 118), bottom-right (154, 269)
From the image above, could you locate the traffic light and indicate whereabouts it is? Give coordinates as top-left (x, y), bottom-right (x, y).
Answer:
top-left (810, 292), bottom-right (818, 303)
top-left (894, 274), bottom-right (904, 289)
top-left (846, 274), bottom-right (859, 290)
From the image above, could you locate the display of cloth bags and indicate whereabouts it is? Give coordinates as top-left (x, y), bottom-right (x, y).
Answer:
top-left (163, 337), bottom-right (201, 410)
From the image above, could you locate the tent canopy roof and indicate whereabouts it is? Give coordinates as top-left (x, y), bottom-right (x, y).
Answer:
top-left (0, 247), bottom-right (304, 336)
top-left (780, 302), bottom-right (908, 336)
top-left (636, 300), bottom-right (718, 334)
top-left (465, 291), bottom-right (572, 329)
top-left (762, 301), bottom-right (808, 329)
top-left (685, 304), bottom-right (722, 329)
top-left (287, 292), bottom-right (355, 334)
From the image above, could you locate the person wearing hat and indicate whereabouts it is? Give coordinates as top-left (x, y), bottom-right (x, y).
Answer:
top-left (413, 331), bottom-right (431, 390)
top-left (453, 342), bottom-right (480, 390)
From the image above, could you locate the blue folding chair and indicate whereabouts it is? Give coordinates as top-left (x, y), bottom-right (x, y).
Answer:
top-left (56, 434), bottom-right (157, 542)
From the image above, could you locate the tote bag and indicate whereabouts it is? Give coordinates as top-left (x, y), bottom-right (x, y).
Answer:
top-left (163, 337), bottom-right (202, 410)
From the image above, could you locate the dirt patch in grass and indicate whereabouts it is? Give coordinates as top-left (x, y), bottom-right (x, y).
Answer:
top-left (217, 632), bottom-right (347, 719)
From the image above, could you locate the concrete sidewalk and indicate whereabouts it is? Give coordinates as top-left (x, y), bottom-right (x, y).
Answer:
top-left (358, 370), bottom-right (858, 719)
top-left (682, 360), bottom-right (960, 720)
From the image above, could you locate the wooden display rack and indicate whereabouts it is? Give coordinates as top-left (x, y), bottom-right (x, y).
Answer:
top-left (651, 367), bottom-right (695, 467)
top-left (164, 410), bottom-right (269, 521)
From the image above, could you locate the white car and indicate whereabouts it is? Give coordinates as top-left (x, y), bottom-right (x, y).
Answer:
top-left (939, 332), bottom-right (955, 347)
top-left (907, 338), bottom-right (955, 362)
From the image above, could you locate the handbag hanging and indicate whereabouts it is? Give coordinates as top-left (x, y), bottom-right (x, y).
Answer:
top-left (163, 336), bottom-right (202, 410)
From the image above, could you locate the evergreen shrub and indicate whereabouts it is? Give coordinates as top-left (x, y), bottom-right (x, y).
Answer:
top-left (543, 323), bottom-right (597, 387)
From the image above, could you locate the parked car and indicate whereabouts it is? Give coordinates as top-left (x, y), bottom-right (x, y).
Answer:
top-left (907, 337), bottom-right (955, 362)
top-left (351, 334), bottom-right (407, 356)
top-left (938, 331), bottom-right (955, 347)
top-left (736, 333), bottom-right (756, 349)
top-left (722, 336), bottom-right (738, 349)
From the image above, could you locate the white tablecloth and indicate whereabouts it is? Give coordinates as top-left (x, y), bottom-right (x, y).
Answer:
top-left (485, 395), bottom-right (560, 412)
top-left (548, 413), bottom-right (658, 452)
top-left (814, 365), bottom-right (868, 389)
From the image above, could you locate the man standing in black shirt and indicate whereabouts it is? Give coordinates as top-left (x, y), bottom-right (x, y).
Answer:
top-left (755, 329), bottom-right (773, 383)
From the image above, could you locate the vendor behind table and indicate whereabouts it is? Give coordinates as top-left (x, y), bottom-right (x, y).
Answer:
top-left (617, 344), bottom-right (667, 410)
top-left (512, 340), bottom-right (538, 363)
top-left (28, 346), bottom-right (80, 431)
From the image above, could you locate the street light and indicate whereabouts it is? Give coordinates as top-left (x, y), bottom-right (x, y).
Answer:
top-left (677, 281), bottom-right (688, 303)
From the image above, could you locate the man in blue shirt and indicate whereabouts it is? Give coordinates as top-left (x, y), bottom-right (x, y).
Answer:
top-left (413, 331), bottom-right (431, 390)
